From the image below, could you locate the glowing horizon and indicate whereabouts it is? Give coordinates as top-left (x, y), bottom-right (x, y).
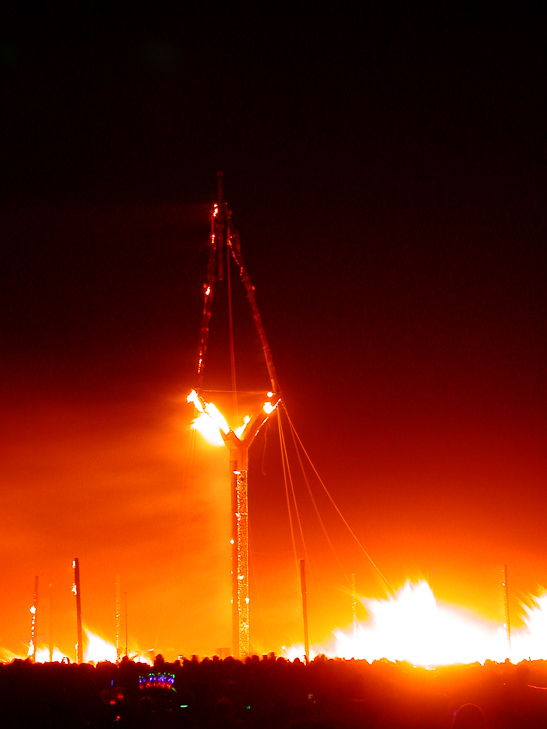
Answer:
top-left (6, 580), bottom-right (547, 666)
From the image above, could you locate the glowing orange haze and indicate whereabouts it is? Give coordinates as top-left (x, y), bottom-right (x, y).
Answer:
top-left (1, 366), bottom-right (545, 665)
top-left (0, 377), bottom-right (233, 661)
top-left (5, 580), bottom-right (547, 666)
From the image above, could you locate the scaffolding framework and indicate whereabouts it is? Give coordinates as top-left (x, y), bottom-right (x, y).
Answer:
top-left (233, 466), bottom-right (249, 656)
top-left (189, 176), bottom-right (280, 657)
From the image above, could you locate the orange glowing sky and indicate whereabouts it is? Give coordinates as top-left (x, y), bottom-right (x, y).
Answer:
top-left (1, 9), bottom-right (545, 662)
top-left (1, 199), bottom-right (544, 662)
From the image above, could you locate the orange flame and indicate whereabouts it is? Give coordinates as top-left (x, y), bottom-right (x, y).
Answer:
top-left (286, 581), bottom-right (547, 666)
top-left (4, 628), bottom-right (154, 665)
top-left (333, 581), bottom-right (507, 665)
top-left (191, 411), bottom-right (226, 445)
top-left (7, 583), bottom-right (547, 665)
top-left (187, 389), bottom-right (263, 446)
top-left (84, 629), bottom-right (117, 663)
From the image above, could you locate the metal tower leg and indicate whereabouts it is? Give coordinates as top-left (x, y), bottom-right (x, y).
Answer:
top-left (231, 461), bottom-right (250, 658)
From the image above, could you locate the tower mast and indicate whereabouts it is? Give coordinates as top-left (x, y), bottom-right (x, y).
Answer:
top-left (189, 177), bottom-right (280, 657)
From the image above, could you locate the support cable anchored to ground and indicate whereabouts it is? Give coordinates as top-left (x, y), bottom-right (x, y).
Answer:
top-left (281, 406), bottom-right (394, 595)
top-left (187, 175), bottom-right (281, 658)
top-left (277, 410), bottom-right (313, 587)
top-left (187, 175), bottom-right (390, 659)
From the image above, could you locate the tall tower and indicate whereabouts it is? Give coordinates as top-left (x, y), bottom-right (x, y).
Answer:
top-left (188, 175), bottom-right (280, 658)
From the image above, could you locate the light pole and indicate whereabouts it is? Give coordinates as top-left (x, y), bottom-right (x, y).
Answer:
top-left (72, 558), bottom-right (83, 664)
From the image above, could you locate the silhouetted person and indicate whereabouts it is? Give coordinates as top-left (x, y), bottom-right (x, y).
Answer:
top-left (452, 703), bottom-right (487, 728)
top-left (208, 696), bottom-right (245, 729)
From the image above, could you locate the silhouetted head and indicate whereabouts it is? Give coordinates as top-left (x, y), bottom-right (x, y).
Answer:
top-left (452, 703), bottom-right (487, 728)
top-left (215, 697), bottom-right (233, 719)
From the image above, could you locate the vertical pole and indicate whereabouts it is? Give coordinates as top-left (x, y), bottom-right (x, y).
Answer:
top-left (231, 460), bottom-right (239, 658)
top-left (237, 468), bottom-right (250, 658)
top-left (352, 573), bottom-right (357, 642)
top-left (48, 582), bottom-right (53, 662)
top-left (73, 559), bottom-right (83, 664)
top-left (503, 564), bottom-right (511, 656)
top-left (30, 576), bottom-right (38, 662)
top-left (300, 559), bottom-right (310, 664)
top-left (124, 591), bottom-right (128, 658)
top-left (232, 459), bottom-right (250, 658)
top-left (115, 576), bottom-right (121, 664)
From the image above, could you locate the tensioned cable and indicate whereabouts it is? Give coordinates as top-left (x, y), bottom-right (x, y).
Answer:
top-left (284, 407), bottom-right (394, 593)
top-left (277, 409), bottom-right (306, 585)
top-left (284, 403), bottom-right (352, 589)
top-left (226, 237), bottom-right (239, 423)
top-left (282, 413), bottom-right (315, 586)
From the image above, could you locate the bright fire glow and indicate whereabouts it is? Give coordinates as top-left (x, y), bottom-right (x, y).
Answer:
top-left (191, 412), bottom-right (225, 445)
top-left (4, 629), bottom-right (154, 665)
top-left (6, 584), bottom-right (547, 665)
top-left (82, 628), bottom-right (153, 665)
top-left (285, 581), bottom-right (547, 666)
top-left (235, 416), bottom-right (251, 439)
top-left (187, 390), bottom-right (231, 445)
top-left (34, 646), bottom-right (69, 662)
top-left (333, 581), bottom-right (507, 665)
top-left (84, 629), bottom-right (117, 663)
top-left (512, 593), bottom-right (547, 661)
top-left (188, 389), bottom-right (268, 446)
top-left (202, 402), bottom-right (229, 433)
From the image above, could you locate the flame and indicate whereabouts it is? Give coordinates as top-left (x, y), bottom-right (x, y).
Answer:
top-left (84, 629), bottom-right (117, 663)
top-left (333, 581), bottom-right (508, 665)
top-left (188, 390), bottom-right (231, 445)
top-left (191, 412), bottom-right (225, 445)
top-left (187, 390), bottom-right (229, 431)
top-left (235, 416), bottom-right (251, 439)
top-left (83, 629), bottom-right (153, 665)
top-left (8, 582), bottom-right (547, 666)
top-left (203, 402), bottom-right (229, 434)
top-left (285, 581), bottom-right (547, 666)
top-left (187, 389), bottom-right (258, 446)
top-left (34, 646), bottom-right (69, 663)
top-left (511, 592), bottom-right (547, 662)
top-left (2, 629), bottom-right (153, 665)
top-left (0, 647), bottom-right (29, 663)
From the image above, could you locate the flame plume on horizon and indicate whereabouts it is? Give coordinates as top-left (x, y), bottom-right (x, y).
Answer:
top-left (6, 582), bottom-right (547, 666)
top-left (286, 581), bottom-right (547, 666)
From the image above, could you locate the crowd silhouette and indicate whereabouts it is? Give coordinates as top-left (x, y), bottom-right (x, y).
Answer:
top-left (1, 653), bottom-right (547, 728)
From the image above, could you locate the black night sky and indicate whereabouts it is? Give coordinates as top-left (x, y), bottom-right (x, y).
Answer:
top-left (1, 7), bottom-right (545, 659)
